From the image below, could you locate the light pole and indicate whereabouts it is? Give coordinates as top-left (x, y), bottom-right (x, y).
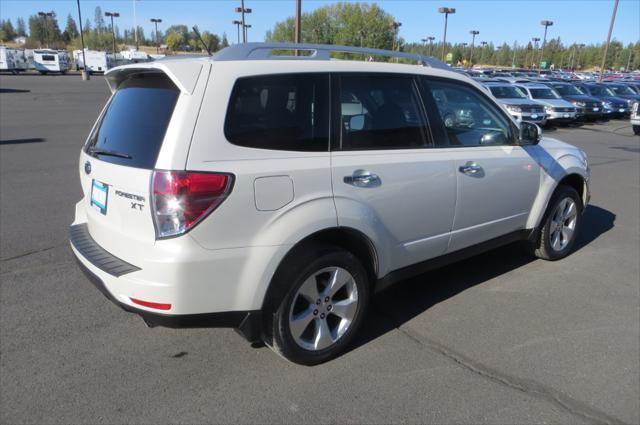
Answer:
top-left (469, 30), bottom-right (479, 67)
top-left (599, 0), bottom-right (619, 81)
top-left (235, 1), bottom-right (252, 43)
top-left (422, 36), bottom-right (435, 56)
top-left (438, 7), bottom-right (456, 62)
top-left (150, 18), bottom-right (162, 54)
top-left (244, 24), bottom-right (252, 42)
top-left (105, 12), bottom-right (120, 55)
top-left (539, 20), bottom-right (553, 69)
top-left (461, 42), bottom-right (468, 65)
top-left (390, 21), bottom-right (401, 52)
top-left (76, 1), bottom-right (88, 80)
top-left (232, 20), bottom-right (242, 44)
top-left (480, 40), bottom-right (487, 64)
top-left (532, 37), bottom-right (540, 69)
top-left (295, 0), bottom-right (301, 44)
top-left (495, 46), bottom-right (502, 66)
top-left (577, 43), bottom-right (585, 69)
top-left (37, 11), bottom-right (55, 47)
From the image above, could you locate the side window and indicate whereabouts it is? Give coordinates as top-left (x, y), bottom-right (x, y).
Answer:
top-left (224, 74), bottom-right (329, 151)
top-left (338, 75), bottom-right (429, 150)
top-left (425, 79), bottom-right (516, 147)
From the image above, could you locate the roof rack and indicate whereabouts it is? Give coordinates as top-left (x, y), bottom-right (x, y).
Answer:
top-left (212, 42), bottom-right (450, 70)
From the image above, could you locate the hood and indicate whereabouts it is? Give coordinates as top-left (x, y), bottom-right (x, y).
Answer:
top-left (559, 95), bottom-right (600, 103)
top-left (496, 98), bottom-right (543, 106)
top-left (599, 96), bottom-right (630, 105)
top-left (538, 137), bottom-right (576, 151)
top-left (533, 98), bottom-right (575, 107)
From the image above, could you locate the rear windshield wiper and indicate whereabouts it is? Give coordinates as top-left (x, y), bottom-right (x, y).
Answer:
top-left (88, 147), bottom-right (132, 159)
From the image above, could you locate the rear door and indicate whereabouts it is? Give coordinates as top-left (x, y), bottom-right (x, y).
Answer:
top-left (330, 73), bottom-right (457, 274)
top-left (422, 77), bottom-right (540, 252)
top-left (79, 72), bottom-right (183, 257)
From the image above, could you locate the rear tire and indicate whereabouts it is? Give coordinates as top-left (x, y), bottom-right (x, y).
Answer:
top-left (266, 245), bottom-right (370, 365)
top-left (530, 185), bottom-right (583, 261)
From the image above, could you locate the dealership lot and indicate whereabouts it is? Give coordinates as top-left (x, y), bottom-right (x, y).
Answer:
top-left (1, 75), bottom-right (638, 423)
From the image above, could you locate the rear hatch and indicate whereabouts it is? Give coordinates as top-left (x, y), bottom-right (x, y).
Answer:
top-left (79, 69), bottom-right (186, 261)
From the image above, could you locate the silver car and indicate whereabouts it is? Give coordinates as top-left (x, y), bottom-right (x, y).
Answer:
top-left (517, 83), bottom-right (578, 124)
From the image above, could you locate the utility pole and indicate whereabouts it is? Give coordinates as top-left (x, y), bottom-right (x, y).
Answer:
top-left (438, 7), bottom-right (456, 62)
top-left (295, 0), bottom-right (302, 44)
top-left (469, 30), bottom-right (479, 67)
top-left (150, 18), bottom-right (162, 54)
top-left (76, 1), bottom-right (89, 80)
top-left (599, 0), bottom-right (619, 81)
top-left (539, 20), bottom-right (553, 68)
top-left (105, 11), bottom-right (120, 55)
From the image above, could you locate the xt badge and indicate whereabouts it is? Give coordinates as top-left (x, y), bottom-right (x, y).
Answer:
top-left (115, 190), bottom-right (145, 211)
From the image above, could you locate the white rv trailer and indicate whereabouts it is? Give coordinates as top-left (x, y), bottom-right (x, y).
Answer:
top-left (0, 46), bottom-right (26, 74)
top-left (73, 49), bottom-right (114, 73)
top-left (33, 49), bottom-right (71, 74)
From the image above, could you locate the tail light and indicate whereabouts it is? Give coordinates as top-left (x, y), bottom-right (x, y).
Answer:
top-left (152, 171), bottom-right (233, 238)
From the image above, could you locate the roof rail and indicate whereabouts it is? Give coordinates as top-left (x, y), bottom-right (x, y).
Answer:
top-left (212, 42), bottom-right (450, 70)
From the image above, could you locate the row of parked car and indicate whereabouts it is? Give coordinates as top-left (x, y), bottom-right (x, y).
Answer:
top-left (453, 69), bottom-right (640, 134)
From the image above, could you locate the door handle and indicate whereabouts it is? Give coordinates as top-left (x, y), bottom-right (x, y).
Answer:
top-left (344, 169), bottom-right (381, 187)
top-left (459, 162), bottom-right (483, 175)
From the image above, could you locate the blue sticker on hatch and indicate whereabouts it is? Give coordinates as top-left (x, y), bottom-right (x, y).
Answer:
top-left (91, 180), bottom-right (108, 215)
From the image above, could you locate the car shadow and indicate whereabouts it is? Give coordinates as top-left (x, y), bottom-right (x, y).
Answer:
top-left (0, 88), bottom-right (31, 93)
top-left (0, 138), bottom-right (46, 145)
top-left (347, 204), bottom-right (616, 354)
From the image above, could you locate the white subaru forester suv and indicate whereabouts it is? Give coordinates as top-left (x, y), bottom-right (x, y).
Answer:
top-left (70, 43), bottom-right (590, 365)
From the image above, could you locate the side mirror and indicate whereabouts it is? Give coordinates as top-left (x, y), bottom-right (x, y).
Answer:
top-left (519, 121), bottom-right (542, 145)
top-left (349, 114), bottom-right (365, 131)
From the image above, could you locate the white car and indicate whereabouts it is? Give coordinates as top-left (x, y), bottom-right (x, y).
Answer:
top-left (484, 82), bottom-right (547, 125)
top-left (517, 83), bottom-right (578, 124)
top-left (70, 43), bottom-right (590, 365)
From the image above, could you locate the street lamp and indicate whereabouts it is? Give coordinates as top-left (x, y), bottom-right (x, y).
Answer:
top-left (235, 1), bottom-right (252, 43)
top-left (532, 37), bottom-right (540, 69)
top-left (577, 43), bottom-right (585, 69)
top-left (480, 40), bottom-right (488, 64)
top-left (150, 18), bottom-right (162, 54)
top-left (232, 20), bottom-right (242, 44)
top-left (495, 45), bottom-right (502, 66)
top-left (469, 30), bottom-right (479, 67)
top-left (438, 7), bottom-right (456, 61)
top-left (75, 1), bottom-right (88, 80)
top-left (37, 11), bottom-right (55, 47)
top-left (244, 24), bottom-right (252, 42)
top-left (390, 21), bottom-right (402, 52)
top-left (539, 20), bottom-right (553, 68)
top-left (421, 36), bottom-right (435, 56)
top-left (104, 11), bottom-right (120, 55)
top-left (461, 42), bottom-right (468, 65)
top-left (599, 0), bottom-right (619, 81)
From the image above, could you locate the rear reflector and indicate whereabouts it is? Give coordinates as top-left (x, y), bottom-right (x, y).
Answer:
top-left (130, 297), bottom-right (172, 311)
top-left (152, 170), bottom-right (234, 238)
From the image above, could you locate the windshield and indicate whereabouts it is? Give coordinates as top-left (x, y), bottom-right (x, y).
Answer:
top-left (489, 86), bottom-right (528, 99)
top-left (609, 85), bottom-right (636, 95)
top-left (588, 85), bottom-right (615, 97)
top-left (529, 88), bottom-right (561, 99)
top-left (553, 85), bottom-right (584, 96)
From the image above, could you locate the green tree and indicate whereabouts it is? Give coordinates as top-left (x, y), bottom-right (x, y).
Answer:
top-left (16, 17), bottom-right (27, 37)
top-left (221, 33), bottom-right (229, 49)
top-left (166, 31), bottom-right (185, 51)
top-left (266, 3), bottom-right (396, 53)
top-left (94, 7), bottom-right (105, 33)
top-left (28, 13), bottom-right (62, 47)
top-left (65, 14), bottom-right (79, 40)
top-left (1, 19), bottom-right (16, 40)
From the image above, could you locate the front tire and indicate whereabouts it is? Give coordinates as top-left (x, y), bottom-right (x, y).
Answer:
top-left (267, 245), bottom-right (370, 365)
top-left (531, 185), bottom-right (583, 260)
top-left (633, 125), bottom-right (640, 135)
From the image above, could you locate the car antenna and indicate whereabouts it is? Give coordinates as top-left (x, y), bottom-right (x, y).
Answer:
top-left (192, 26), bottom-right (212, 56)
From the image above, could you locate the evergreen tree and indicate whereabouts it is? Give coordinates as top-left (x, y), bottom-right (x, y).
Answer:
top-left (65, 14), bottom-right (79, 39)
top-left (16, 17), bottom-right (27, 37)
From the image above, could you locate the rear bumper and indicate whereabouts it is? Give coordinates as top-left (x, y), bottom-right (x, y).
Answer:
top-left (69, 224), bottom-right (263, 341)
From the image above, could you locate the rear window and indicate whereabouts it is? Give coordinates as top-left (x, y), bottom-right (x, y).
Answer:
top-left (85, 73), bottom-right (179, 169)
top-left (42, 55), bottom-right (55, 61)
top-left (224, 74), bottom-right (329, 151)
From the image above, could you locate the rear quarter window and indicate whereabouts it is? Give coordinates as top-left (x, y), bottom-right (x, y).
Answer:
top-left (224, 74), bottom-right (329, 152)
top-left (85, 73), bottom-right (179, 169)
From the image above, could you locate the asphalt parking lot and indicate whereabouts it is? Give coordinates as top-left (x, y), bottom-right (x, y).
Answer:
top-left (1, 74), bottom-right (638, 424)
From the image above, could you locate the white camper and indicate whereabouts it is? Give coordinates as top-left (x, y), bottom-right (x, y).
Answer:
top-left (0, 46), bottom-right (24, 74)
top-left (73, 49), bottom-right (114, 73)
top-left (33, 49), bottom-right (71, 74)
top-left (119, 49), bottom-right (151, 63)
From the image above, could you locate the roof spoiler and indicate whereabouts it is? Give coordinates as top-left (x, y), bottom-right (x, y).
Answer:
top-left (104, 60), bottom-right (205, 95)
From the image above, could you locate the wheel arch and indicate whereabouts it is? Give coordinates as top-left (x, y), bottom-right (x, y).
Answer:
top-left (260, 226), bottom-right (378, 314)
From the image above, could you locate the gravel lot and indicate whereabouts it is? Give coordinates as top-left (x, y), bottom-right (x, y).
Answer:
top-left (1, 74), bottom-right (638, 424)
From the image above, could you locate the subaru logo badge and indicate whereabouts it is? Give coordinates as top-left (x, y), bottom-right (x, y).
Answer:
top-left (84, 161), bottom-right (92, 175)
